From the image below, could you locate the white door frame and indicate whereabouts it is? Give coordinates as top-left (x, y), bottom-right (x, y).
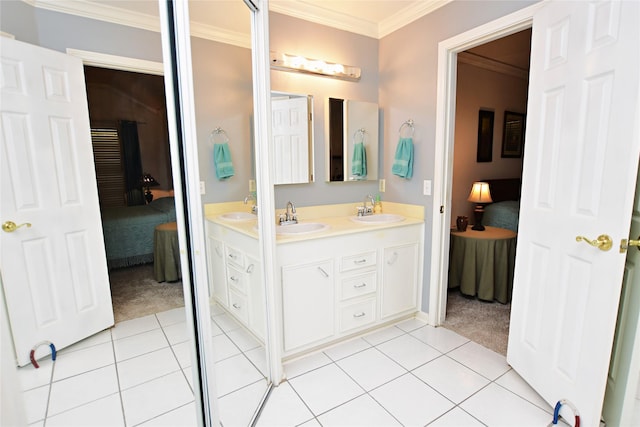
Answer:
top-left (428, 3), bottom-right (541, 326)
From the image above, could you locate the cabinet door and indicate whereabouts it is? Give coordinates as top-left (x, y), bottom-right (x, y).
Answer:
top-left (282, 260), bottom-right (334, 351)
top-left (381, 243), bottom-right (419, 319)
top-left (207, 236), bottom-right (228, 308)
top-left (246, 255), bottom-right (265, 341)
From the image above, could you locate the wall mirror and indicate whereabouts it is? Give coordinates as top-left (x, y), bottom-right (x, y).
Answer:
top-left (271, 92), bottom-right (314, 185)
top-left (326, 97), bottom-right (379, 182)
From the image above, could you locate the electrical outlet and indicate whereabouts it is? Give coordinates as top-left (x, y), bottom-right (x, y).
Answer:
top-left (423, 180), bottom-right (431, 196)
top-left (200, 181), bottom-right (205, 195)
top-left (249, 179), bottom-right (256, 192)
top-left (379, 179), bottom-right (386, 192)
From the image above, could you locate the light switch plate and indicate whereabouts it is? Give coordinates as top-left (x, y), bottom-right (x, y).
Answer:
top-left (423, 180), bottom-right (431, 196)
top-left (200, 181), bottom-right (205, 195)
top-left (249, 179), bottom-right (256, 192)
top-left (379, 179), bottom-right (386, 192)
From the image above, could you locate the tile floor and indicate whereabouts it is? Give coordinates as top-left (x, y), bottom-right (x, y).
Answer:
top-left (19, 309), bottom-right (564, 426)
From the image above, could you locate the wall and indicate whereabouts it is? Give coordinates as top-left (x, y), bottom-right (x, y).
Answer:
top-left (379, 0), bottom-right (538, 311)
top-left (451, 62), bottom-right (527, 223)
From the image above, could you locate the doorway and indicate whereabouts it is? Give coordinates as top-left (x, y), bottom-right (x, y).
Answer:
top-left (442, 30), bottom-right (531, 356)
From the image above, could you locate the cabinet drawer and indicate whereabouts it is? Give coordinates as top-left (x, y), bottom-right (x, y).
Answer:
top-left (339, 298), bottom-right (377, 333)
top-left (225, 246), bottom-right (245, 268)
top-left (228, 289), bottom-right (249, 324)
top-left (340, 251), bottom-right (376, 272)
top-left (340, 272), bottom-right (377, 301)
top-left (227, 265), bottom-right (247, 294)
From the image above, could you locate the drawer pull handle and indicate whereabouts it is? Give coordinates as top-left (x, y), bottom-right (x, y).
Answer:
top-left (246, 264), bottom-right (254, 274)
top-left (228, 253), bottom-right (237, 260)
top-left (232, 303), bottom-right (241, 309)
top-left (230, 276), bottom-right (239, 282)
top-left (354, 283), bottom-right (367, 289)
top-left (387, 252), bottom-right (398, 265)
top-left (317, 266), bottom-right (329, 278)
top-left (354, 259), bottom-right (367, 265)
top-left (353, 312), bottom-right (366, 318)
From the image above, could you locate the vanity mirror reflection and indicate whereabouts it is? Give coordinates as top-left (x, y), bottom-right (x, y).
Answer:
top-left (271, 92), bottom-right (314, 185)
top-left (326, 97), bottom-right (379, 182)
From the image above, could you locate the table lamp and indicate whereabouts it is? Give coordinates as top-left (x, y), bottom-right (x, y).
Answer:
top-left (140, 173), bottom-right (160, 204)
top-left (468, 181), bottom-right (493, 231)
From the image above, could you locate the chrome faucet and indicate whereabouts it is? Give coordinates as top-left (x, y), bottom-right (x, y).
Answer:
top-left (279, 201), bottom-right (298, 225)
top-left (357, 194), bottom-right (375, 216)
top-left (243, 193), bottom-right (258, 214)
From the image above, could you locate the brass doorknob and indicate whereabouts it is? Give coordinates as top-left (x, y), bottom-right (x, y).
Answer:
top-left (620, 236), bottom-right (640, 253)
top-left (575, 234), bottom-right (613, 251)
top-left (2, 221), bottom-right (32, 233)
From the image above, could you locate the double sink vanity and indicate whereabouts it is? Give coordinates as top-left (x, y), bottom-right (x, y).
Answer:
top-left (204, 200), bottom-right (425, 361)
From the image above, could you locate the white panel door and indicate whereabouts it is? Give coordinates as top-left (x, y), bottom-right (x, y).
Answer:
top-left (1, 38), bottom-right (114, 366)
top-left (507, 1), bottom-right (640, 425)
top-left (271, 96), bottom-right (310, 185)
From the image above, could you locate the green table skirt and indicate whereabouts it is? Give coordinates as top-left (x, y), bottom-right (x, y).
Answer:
top-left (448, 229), bottom-right (516, 303)
top-left (154, 222), bottom-right (181, 282)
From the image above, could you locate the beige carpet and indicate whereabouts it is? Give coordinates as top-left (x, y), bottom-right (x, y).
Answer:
top-left (109, 264), bottom-right (185, 323)
top-left (443, 289), bottom-right (511, 355)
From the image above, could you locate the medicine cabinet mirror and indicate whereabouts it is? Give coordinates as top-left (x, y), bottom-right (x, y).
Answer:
top-left (271, 92), bottom-right (314, 185)
top-left (326, 97), bottom-right (379, 182)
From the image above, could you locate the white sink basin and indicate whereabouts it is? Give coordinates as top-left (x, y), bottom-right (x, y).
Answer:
top-left (276, 222), bottom-right (329, 235)
top-left (219, 212), bottom-right (256, 221)
top-left (350, 213), bottom-right (405, 224)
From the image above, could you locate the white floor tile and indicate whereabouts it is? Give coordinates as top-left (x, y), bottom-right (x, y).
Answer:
top-left (220, 380), bottom-right (270, 427)
top-left (113, 329), bottom-right (169, 362)
top-left (210, 318), bottom-right (224, 336)
top-left (299, 419), bottom-right (321, 427)
top-left (117, 347), bottom-right (182, 390)
top-left (447, 341), bottom-right (510, 380)
top-left (288, 363), bottom-right (363, 415)
top-left (495, 369), bottom-right (551, 412)
top-left (155, 307), bottom-right (186, 327)
top-left (226, 327), bottom-right (261, 352)
top-left (52, 342), bottom-right (114, 381)
top-left (336, 348), bottom-right (405, 391)
top-left (214, 354), bottom-right (264, 397)
top-left (376, 334), bottom-right (441, 370)
top-left (362, 325), bottom-right (404, 346)
top-left (410, 325), bottom-right (469, 354)
top-left (211, 333), bottom-right (242, 362)
top-left (284, 351), bottom-right (333, 379)
top-left (323, 337), bottom-right (371, 361)
top-left (18, 359), bottom-right (54, 391)
top-left (138, 402), bottom-right (198, 426)
top-left (162, 321), bottom-right (190, 345)
top-left (460, 382), bottom-right (551, 426)
top-left (45, 393), bottom-right (124, 426)
top-left (60, 329), bottom-right (112, 354)
top-left (212, 312), bottom-right (242, 333)
top-left (121, 371), bottom-right (194, 426)
top-left (245, 346), bottom-right (269, 377)
top-left (370, 373), bottom-right (454, 426)
top-left (171, 341), bottom-right (193, 369)
top-left (22, 384), bottom-right (49, 424)
top-left (412, 356), bottom-right (489, 403)
top-left (210, 303), bottom-right (226, 316)
top-left (395, 317), bottom-right (427, 332)
top-left (183, 367), bottom-right (195, 390)
top-left (111, 315), bottom-right (160, 340)
top-left (427, 407), bottom-right (484, 426)
top-left (256, 381), bottom-right (314, 427)
top-left (318, 394), bottom-right (401, 426)
top-left (47, 365), bottom-right (119, 417)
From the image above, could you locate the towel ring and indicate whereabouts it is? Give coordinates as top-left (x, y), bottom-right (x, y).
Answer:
top-left (399, 119), bottom-right (415, 138)
top-left (210, 127), bottom-right (229, 145)
top-left (353, 128), bottom-right (366, 144)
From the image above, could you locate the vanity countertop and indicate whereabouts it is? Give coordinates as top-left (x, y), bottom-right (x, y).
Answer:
top-left (205, 201), bottom-right (425, 243)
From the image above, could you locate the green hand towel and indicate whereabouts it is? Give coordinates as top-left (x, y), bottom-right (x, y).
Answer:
top-left (391, 137), bottom-right (414, 179)
top-left (351, 142), bottom-right (367, 178)
top-left (214, 142), bottom-right (235, 180)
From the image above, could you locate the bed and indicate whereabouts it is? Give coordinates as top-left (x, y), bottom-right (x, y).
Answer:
top-left (101, 196), bottom-right (176, 269)
top-left (482, 178), bottom-right (521, 232)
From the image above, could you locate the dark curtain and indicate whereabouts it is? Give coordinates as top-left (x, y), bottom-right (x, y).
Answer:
top-left (120, 120), bottom-right (144, 206)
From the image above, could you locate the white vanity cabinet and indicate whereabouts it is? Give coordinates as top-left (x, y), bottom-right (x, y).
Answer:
top-left (205, 220), bottom-right (264, 341)
top-left (278, 223), bottom-right (423, 356)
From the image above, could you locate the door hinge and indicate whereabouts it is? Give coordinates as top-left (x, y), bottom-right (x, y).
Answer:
top-left (440, 205), bottom-right (444, 214)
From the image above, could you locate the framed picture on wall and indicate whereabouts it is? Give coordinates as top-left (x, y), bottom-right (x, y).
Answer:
top-left (502, 111), bottom-right (525, 158)
top-left (476, 110), bottom-right (494, 163)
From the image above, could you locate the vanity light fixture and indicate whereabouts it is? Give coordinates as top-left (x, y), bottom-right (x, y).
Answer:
top-left (270, 51), bottom-right (361, 81)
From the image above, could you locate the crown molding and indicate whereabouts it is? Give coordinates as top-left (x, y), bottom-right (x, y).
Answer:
top-left (270, 1), bottom-right (379, 39)
top-left (458, 51), bottom-right (529, 80)
top-left (66, 48), bottom-right (164, 75)
top-left (25, 0), bottom-right (251, 49)
top-left (379, 0), bottom-right (452, 38)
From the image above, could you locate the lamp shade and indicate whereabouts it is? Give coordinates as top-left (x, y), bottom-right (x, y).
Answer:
top-left (468, 182), bottom-right (493, 204)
